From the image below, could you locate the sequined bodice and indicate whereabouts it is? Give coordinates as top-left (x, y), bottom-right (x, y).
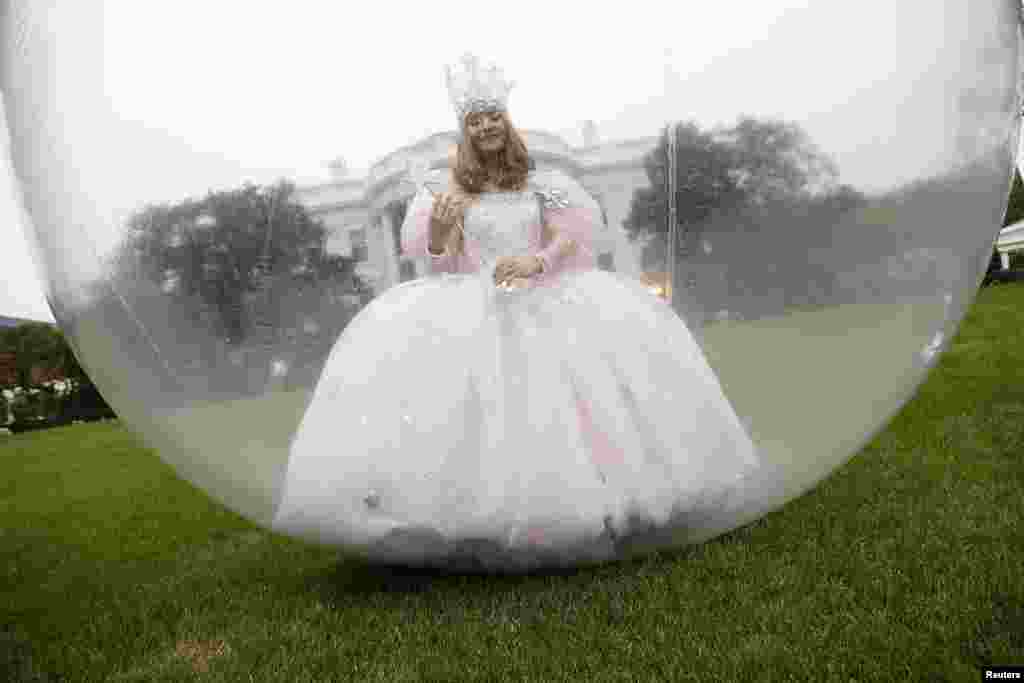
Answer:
top-left (463, 191), bottom-right (538, 265)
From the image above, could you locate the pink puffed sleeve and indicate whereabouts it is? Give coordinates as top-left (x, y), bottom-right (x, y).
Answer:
top-left (400, 183), bottom-right (453, 274)
top-left (531, 170), bottom-right (599, 282)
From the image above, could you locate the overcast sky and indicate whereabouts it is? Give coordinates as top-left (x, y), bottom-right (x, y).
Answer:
top-left (1, 0), bottom-right (1019, 322)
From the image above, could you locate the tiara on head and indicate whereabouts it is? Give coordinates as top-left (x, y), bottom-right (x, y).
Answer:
top-left (445, 53), bottom-right (515, 128)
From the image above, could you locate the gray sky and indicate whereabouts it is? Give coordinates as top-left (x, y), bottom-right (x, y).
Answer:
top-left (1, 0), bottom-right (1019, 322)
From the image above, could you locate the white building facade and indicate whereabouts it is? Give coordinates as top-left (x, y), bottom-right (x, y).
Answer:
top-left (294, 127), bottom-right (657, 293)
top-left (997, 220), bottom-right (1024, 269)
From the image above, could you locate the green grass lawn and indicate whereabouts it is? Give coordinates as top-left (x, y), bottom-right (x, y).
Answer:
top-left (3, 284), bottom-right (1024, 681)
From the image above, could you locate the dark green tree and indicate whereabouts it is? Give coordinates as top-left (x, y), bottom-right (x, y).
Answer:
top-left (721, 117), bottom-right (838, 203)
top-left (623, 116), bottom-right (866, 318)
top-left (113, 179), bottom-right (363, 345)
top-left (624, 117), bottom-right (852, 268)
top-left (0, 322), bottom-right (113, 425)
top-left (624, 122), bottom-right (745, 269)
top-left (0, 322), bottom-right (64, 391)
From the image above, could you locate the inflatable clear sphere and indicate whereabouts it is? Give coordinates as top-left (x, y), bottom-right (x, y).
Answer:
top-left (2, 1), bottom-right (1020, 571)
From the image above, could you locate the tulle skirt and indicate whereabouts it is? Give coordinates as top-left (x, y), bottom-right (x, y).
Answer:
top-left (272, 266), bottom-right (760, 567)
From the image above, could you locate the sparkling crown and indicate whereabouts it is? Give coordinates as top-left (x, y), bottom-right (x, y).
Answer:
top-left (445, 53), bottom-right (515, 128)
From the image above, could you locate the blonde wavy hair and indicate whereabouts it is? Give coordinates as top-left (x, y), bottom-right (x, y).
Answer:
top-left (444, 110), bottom-right (535, 257)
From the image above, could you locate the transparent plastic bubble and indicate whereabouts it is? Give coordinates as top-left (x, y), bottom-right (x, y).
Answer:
top-left (1, 1), bottom-right (1019, 571)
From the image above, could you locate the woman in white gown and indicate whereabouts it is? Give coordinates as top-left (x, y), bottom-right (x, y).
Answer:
top-left (273, 56), bottom-right (760, 570)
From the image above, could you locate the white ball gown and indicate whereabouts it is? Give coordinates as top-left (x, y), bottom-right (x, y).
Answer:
top-left (272, 168), bottom-right (761, 570)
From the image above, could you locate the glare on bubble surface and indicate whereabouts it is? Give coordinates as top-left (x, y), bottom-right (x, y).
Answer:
top-left (1, 0), bottom-right (1019, 571)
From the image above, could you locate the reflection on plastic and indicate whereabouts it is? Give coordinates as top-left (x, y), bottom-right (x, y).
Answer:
top-left (0, 0), bottom-right (1019, 571)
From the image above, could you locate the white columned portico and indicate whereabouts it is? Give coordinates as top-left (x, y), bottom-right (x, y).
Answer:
top-left (997, 221), bottom-right (1024, 269)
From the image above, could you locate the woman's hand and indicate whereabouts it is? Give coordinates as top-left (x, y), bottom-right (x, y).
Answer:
top-left (493, 255), bottom-right (543, 285)
top-left (429, 191), bottom-right (466, 252)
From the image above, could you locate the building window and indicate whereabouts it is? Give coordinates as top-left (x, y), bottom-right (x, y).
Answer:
top-left (350, 228), bottom-right (368, 262)
top-left (399, 259), bottom-right (416, 282)
top-left (598, 252), bottom-right (614, 271)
